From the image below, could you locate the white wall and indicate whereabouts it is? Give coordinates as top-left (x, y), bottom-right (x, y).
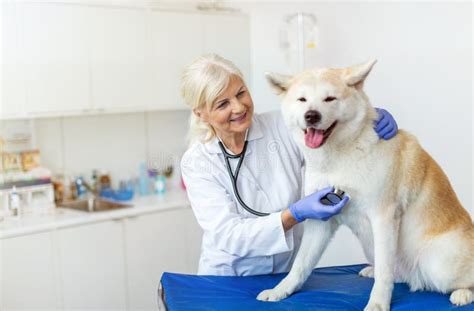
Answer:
top-left (231, 1), bottom-right (472, 266)
top-left (3, 110), bottom-right (190, 188)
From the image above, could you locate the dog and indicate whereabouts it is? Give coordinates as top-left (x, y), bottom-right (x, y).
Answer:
top-left (256, 60), bottom-right (474, 310)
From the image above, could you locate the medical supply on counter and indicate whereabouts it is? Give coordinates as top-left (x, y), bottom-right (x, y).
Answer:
top-left (147, 168), bottom-right (167, 196)
top-left (2, 152), bottom-right (22, 172)
top-left (163, 165), bottom-right (173, 178)
top-left (21, 150), bottom-right (41, 171)
top-left (98, 171), bottom-right (111, 192)
top-left (2, 149), bottom-right (41, 173)
top-left (1, 166), bottom-right (52, 192)
top-left (153, 174), bottom-right (166, 195)
top-left (91, 169), bottom-right (99, 193)
top-left (52, 178), bottom-right (65, 203)
top-left (9, 186), bottom-right (20, 217)
top-left (138, 162), bottom-right (149, 196)
top-left (99, 187), bottom-right (134, 201)
top-left (74, 177), bottom-right (87, 198)
top-left (0, 183), bottom-right (55, 219)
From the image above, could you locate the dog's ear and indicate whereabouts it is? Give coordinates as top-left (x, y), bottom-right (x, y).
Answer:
top-left (344, 59), bottom-right (377, 90)
top-left (265, 72), bottom-right (292, 95)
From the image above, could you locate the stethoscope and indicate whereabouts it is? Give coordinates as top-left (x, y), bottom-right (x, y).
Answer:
top-left (217, 132), bottom-right (346, 217)
top-left (217, 131), bottom-right (270, 217)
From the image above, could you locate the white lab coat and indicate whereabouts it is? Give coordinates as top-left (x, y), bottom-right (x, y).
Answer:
top-left (181, 111), bottom-right (305, 276)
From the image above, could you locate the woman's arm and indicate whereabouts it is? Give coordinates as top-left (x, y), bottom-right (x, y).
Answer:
top-left (181, 154), bottom-right (296, 258)
top-left (281, 208), bottom-right (299, 232)
top-left (282, 186), bottom-right (350, 231)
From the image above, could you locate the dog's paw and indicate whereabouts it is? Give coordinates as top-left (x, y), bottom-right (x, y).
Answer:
top-left (359, 266), bottom-right (374, 278)
top-left (364, 302), bottom-right (390, 311)
top-left (256, 288), bottom-right (288, 302)
top-left (450, 289), bottom-right (473, 306)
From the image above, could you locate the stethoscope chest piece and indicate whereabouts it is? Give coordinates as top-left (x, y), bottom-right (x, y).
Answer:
top-left (320, 188), bottom-right (345, 206)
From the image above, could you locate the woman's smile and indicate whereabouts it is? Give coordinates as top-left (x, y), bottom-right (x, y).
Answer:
top-left (230, 111), bottom-right (248, 123)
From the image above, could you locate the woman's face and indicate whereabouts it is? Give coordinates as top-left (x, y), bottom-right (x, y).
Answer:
top-left (196, 75), bottom-right (254, 139)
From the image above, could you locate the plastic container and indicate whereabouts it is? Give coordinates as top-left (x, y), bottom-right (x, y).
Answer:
top-left (9, 186), bottom-right (20, 218)
top-left (153, 175), bottom-right (166, 195)
top-left (138, 162), bottom-right (149, 196)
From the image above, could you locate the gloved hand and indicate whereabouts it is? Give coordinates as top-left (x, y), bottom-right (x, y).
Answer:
top-left (288, 187), bottom-right (350, 222)
top-left (374, 108), bottom-right (398, 140)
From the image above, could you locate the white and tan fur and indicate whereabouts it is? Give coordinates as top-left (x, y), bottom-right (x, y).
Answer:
top-left (256, 61), bottom-right (474, 310)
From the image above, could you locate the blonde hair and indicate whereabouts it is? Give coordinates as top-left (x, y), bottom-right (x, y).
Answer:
top-left (181, 54), bottom-right (245, 145)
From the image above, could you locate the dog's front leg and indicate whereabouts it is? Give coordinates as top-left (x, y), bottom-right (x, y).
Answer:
top-left (365, 204), bottom-right (399, 311)
top-left (257, 219), bottom-right (338, 302)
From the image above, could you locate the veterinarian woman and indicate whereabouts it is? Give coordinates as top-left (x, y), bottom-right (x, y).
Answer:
top-left (180, 54), bottom-right (398, 276)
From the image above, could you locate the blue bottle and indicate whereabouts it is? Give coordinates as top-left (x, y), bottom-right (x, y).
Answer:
top-left (75, 177), bottom-right (87, 198)
top-left (138, 162), bottom-right (149, 196)
top-left (154, 175), bottom-right (166, 195)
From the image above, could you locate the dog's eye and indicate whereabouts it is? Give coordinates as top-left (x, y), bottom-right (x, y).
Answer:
top-left (297, 97), bottom-right (307, 102)
top-left (324, 96), bottom-right (337, 102)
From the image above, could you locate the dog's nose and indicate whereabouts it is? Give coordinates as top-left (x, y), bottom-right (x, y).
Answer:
top-left (304, 110), bottom-right (321, 125)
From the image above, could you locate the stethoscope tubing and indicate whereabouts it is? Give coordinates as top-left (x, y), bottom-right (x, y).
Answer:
top-left (218, 140), bottom-right (270, 217)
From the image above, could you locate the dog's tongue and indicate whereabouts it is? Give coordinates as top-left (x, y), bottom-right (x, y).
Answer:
top-left (305, 128), bottom-right (324, 148)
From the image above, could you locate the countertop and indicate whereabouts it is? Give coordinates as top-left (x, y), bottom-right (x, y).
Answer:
top-left (0, 189), bottom-right (190, 239)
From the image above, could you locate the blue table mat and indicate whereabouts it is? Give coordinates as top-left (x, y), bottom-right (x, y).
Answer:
top-left (160, 264), bottom-right (474, 310)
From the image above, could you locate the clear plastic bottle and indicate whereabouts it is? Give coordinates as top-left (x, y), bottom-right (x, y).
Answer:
top-left (10, 186), bottom-right (21, 218)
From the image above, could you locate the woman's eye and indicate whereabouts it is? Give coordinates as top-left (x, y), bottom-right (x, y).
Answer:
top-left (216, 101), bottom-right (228, 109)
top-left (237, 91), bottom-right (245, 97)
top-left (297, 97), bottom-right (307, 102)
top-left (324, 96), bottom-right (337, 102)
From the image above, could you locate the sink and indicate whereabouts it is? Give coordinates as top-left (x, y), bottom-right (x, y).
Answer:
top-left (58, 198), bottom-right (132, 212)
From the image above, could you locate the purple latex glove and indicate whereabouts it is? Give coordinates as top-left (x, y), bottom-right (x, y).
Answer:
top-left (374, 108), bottom-right (398, 140)
top-left (288, 187), bottom-right (350, 222)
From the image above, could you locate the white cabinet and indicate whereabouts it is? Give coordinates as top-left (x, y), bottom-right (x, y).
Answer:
top-left (86, 6), bottom-right (154, 111)
top-left (2, 4), bottom-right (251, 118)
top-left (0, 206), bottom-right (200, 310)
top-left (181, 207), bottom-right (203, 273)
top-left (57, 220), bottom-right (127, 310)
top-left (203, 14), bottom-right (251, 82)
top-left (148, 11), bottom-right (204, 110)
top-left (124, 208), bottom-right (202, 310)
top-left (0, 231), bottom-right (59, 310)
top-left (21, 3), bottom-right (90, 115)
top-left (1, 1), bottom-right (26, 118)
top-left (148, 11), bottom-right (251, 111)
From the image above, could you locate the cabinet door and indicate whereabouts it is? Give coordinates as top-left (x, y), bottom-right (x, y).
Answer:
top-left (57, 220), bottom-right (127, 310)
top-left (1, 0), bottom-right (26, 118)
top-left (181, 208), bottom-right (203, 274)
top-left (203, 14), bottom-right (251, 82)
top-left (21, 3), bottom-right (90, 114)
top-left (0, 232), bottom-right (59, 310)
top-left (149, 11), bottom-right (204, 110)
top-left (124, 208), bottom-right (190, 310)
top-left (86, 6), bottom-right (154, 111)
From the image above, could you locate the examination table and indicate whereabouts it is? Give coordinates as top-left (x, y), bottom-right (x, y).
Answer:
top-left (159, 264), bottom-right (473, 310)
